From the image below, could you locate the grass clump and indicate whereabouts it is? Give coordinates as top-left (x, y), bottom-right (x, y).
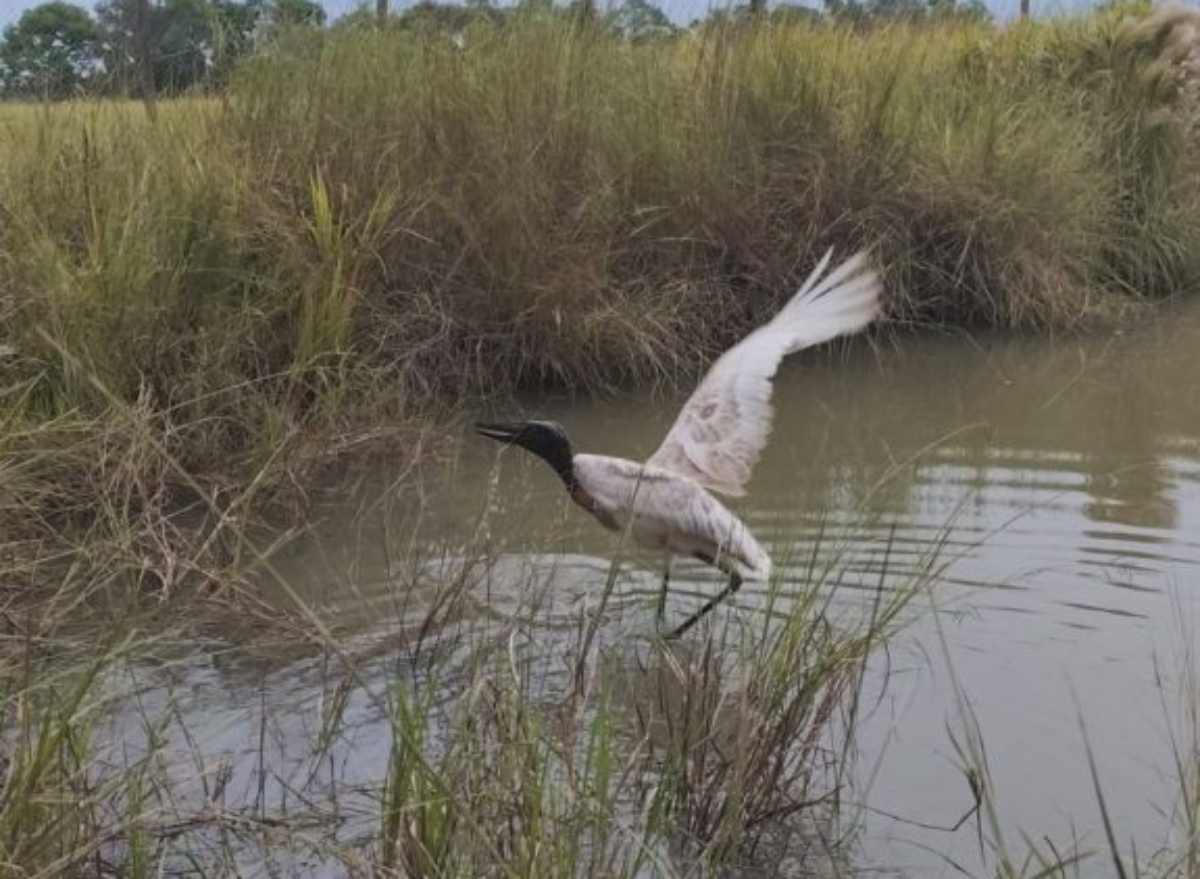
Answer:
top-left (225, 6), bottom-right (1200, 341)
top-left (0, 473), bottom-right (925, 877)
top-left (360, 527), bottom-right (918, 877)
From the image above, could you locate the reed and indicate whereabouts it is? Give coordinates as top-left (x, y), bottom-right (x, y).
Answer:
top-left (4, 7), bottom-right (1200, 581)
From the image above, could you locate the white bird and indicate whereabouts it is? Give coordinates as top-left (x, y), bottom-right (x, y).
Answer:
top-left (476, 248), bottom-right (883, 638)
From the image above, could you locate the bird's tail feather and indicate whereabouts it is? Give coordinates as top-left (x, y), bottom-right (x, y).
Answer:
top-left (738, 541), bottom-right (773, 581)
top-left (724, 528), bottom-right (772, 581)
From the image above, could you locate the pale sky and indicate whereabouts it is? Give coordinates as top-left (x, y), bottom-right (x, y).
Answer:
top-left (1, 0), bottom-right (1075, 31)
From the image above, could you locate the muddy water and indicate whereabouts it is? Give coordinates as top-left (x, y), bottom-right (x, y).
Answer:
top-left (442, 309), bottom-right (1200, 874)
top-left (107, 302), bottom-right (1200, 875)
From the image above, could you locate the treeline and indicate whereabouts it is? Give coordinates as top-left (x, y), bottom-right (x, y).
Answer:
top-left (0, 0), bottom-right (990, 99)
top-left (0, 0), bottom-right (324, 98)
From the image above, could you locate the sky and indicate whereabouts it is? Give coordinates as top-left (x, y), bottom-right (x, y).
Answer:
top-left (1, 0), bottom-right (1100, 31)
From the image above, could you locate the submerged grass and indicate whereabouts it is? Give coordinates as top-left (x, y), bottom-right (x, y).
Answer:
top-left (0, 466), bottom-right (926, 877)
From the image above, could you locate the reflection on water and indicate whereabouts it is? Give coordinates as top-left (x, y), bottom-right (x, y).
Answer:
top-left (102, 302), bottom-right (1200, 876)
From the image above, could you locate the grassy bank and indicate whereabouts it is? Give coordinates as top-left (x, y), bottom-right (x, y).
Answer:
top-left (4, 8), bottom-right (1200, 572)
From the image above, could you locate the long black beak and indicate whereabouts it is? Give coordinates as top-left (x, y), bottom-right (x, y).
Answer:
top-left (475, 421), bottom-right (524, 443)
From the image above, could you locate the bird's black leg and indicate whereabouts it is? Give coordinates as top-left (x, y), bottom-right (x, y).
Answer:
top-left (666, 571), bottom-right (742, 640)
top-left (656, 560), bottom-right (671, 632)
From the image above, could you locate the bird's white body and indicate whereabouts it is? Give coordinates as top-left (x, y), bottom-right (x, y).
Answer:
top-left (569, 454), bottom-right (772, 580)
top-left (479, 247), bottom-right (883, 635)
top-left (567, 248), bottom-right (881, 590)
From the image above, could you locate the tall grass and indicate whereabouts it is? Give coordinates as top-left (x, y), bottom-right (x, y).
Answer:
top-left (0, 459), bottom-right (927, 877)
top-left (225, 7), bottom-right (1200, 337)
top-left (3, 9), bottom-right (1200, 581)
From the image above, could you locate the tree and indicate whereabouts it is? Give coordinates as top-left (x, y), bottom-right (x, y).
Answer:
top-left (96, 0), bottom-right (193, 94)
top-left (394, 1), bottom-right (504, 33)
top-left (569, 0), bottom-right (597, 25)
top-left (770, 3), bottom-right (822, 24)
top-left (271, 0), bottom-right (326, 26)
top-left (930, 0), bottom-right (989, 21)
top-left (825, 0), bottom-right (990, 24)
top-left (864, 0), bottom-right (930, 21)
top-left (0, 2), bottom-right (100, 98)
top-left (156, 0), bottom-right (214, 90)
top-left (328, 5), bottom-right (378, 30)
top-left (605, 0), bottom-right (675, 40)
top-left (208, 0), bottom-right (264, 80)
top-left (95, 0), bottom-right (272, 95)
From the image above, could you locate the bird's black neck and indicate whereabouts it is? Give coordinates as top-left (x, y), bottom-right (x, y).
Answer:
top-left (507, 423), bottom-right (577, 492)
top-left (531, 439), bottom-right (576, 491)
top-left (546, 449), bottom-right (577, 492)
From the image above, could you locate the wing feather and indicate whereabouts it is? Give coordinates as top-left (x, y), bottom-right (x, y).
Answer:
top-left (646, 249), bottom-right (882, 496)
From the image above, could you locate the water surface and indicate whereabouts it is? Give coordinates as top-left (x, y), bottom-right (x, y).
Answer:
top-left (105, 302), bottom-right (1200, 875)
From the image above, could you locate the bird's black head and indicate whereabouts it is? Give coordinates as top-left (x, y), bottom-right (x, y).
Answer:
top-left (475, 419), bottom-right (575, 487)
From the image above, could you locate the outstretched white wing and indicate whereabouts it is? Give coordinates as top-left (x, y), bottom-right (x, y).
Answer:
top-left (646, 249), bottom-right (882, 497)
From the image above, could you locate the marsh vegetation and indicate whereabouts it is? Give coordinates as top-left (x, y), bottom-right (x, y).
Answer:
top-left (5, 3), bottom-right (1200, 876)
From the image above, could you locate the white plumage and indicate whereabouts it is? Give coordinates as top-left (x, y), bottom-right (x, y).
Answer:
top-left (477, 247), bottom-right (883, 637)
top-left (645, 249), bottom-right (880, 497)
top-left (571, 455), bottom-right (773, 580)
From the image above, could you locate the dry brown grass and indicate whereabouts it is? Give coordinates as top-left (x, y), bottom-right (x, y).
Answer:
top-left (2, 4), bottom-right (1199, 602)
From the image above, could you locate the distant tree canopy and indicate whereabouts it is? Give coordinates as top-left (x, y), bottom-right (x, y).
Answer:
top-left (396, 0), bottom-right (504, 33)
top-left (605, 0), bottom-right (675, 40)
top-left (690, 0), bottom-right (988, 28)
top-left (330, 0), bottom-right (659, 39)
top-left (825, 0), bottom-right (990, 23)
top-left (272, 0), bottom-right (325, 26)
top-left (0, 0), bottom-right (993, 99)
top-left (0, 2), bottom-right (101, 97)
top-left (769, 3), bottom-right (822, 24)
top-left (0, 0), bottom-right (325, 97)
top-left (98, 0), bottom-right (217, 93)
top-left (94, 0), bottom-right (325, 92)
